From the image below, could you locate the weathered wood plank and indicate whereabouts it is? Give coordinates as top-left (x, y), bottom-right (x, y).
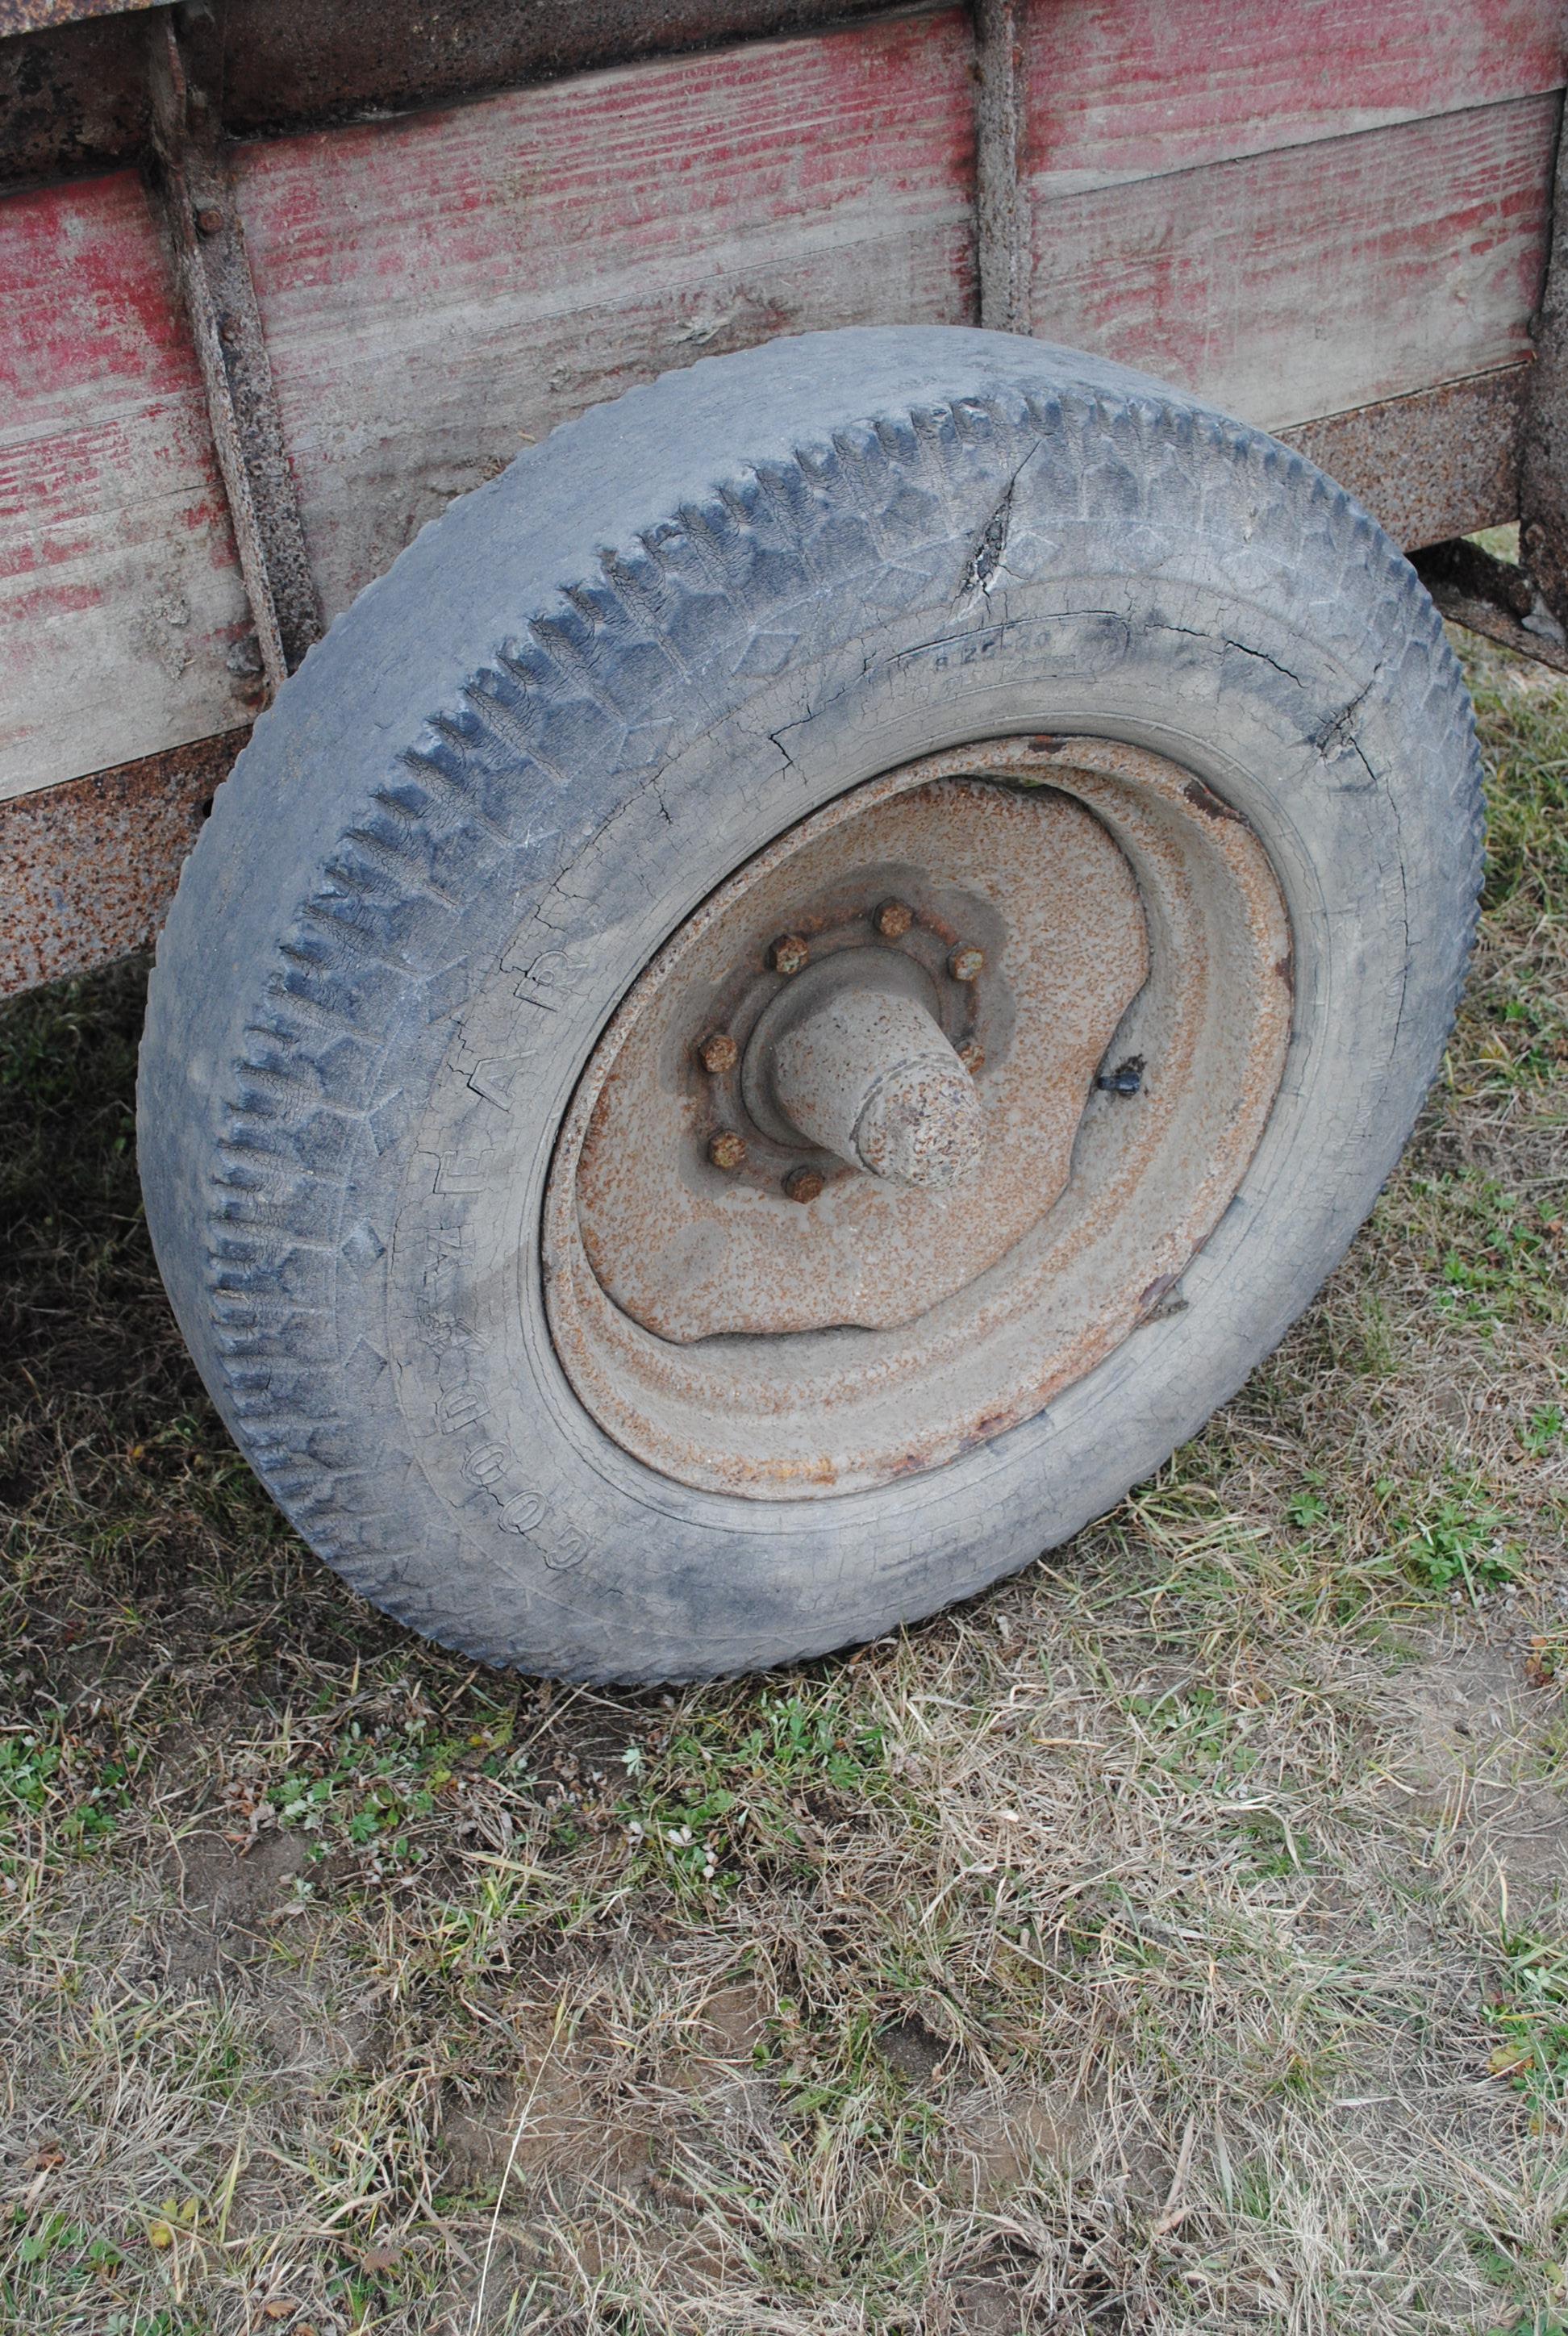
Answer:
top-left (1028, 97), bottom-right (1558, 434)
top-left (1024, 0), bottom-right (1566, 196)
top-left (0, 169), bottom-right (256, 803)
top-left (231, 10), bottom-right (978, 617)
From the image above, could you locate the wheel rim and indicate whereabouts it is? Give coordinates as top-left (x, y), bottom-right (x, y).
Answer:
top-left (543, 736), bottom-right (1292, 1498)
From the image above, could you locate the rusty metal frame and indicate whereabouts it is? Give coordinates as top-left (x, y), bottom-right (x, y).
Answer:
top-left (1412, 536), bottom-right (1568, 671)
top-left (0, 730), bottom-right (246, 996)
top-left (0, 0), bottom-right (148, 34)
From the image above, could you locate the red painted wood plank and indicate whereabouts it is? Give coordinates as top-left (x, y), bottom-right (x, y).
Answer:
top-left (1028, 96), bottom-right (1557, 433)
top-left (232, 10), bottom-right (978, 618)
top-left (0, 170), bottom-right (254, 802)
top-left (1024, 0), bottom-right (1566, 195)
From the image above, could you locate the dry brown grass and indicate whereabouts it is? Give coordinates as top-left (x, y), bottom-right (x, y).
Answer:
top-left (1, 632), bottom-right (1565, 2334)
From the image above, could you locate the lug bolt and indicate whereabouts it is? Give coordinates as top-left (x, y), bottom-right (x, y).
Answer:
top-left (697, 1030), bottom-right (738, 1074)
top-left (874, 899), bottom-right (914, 939)
top-left (708, 1130), bottom-right (747, 1170)
top-left (958, 1041), bottom-right (986, 1074)
top-left (770, 932), bottom-right (810, 976)
top-left (949, 945), bottom-right (985, 982)
top-left (783, 1166), bottom-right (825, 1203)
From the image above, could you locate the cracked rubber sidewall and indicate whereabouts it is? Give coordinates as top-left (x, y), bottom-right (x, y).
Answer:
top-left (137, 327), bottom-right (1483, 1680)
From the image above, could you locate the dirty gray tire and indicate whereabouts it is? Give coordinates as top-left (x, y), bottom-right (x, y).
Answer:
top-left (138, 326), bottom-right (1482, 1682)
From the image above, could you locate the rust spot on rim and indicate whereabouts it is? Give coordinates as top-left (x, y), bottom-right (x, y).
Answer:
top-left (1182, 777), bottom-right (1247, 824)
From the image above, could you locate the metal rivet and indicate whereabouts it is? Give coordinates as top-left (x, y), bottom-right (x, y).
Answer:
top-left (708, 1130), bottom-right (747, 1170)
top-left (874, 899), bottom-right (914, 939)
top-left (697, 1031), bottom-right (738, 1074)
top-left (770, 933), bottom-right (810, 976)
top-left (949, 945), bottom-right (984, 982)
top-left (958, 1041), bottom-right (986, 1074)
top-left (195, 206), bottom-right (224, 237)
top-left (783, 1166), bottom-right (825, 1203)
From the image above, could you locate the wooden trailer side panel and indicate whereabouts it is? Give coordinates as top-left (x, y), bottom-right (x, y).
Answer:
top-left (232, 10), bottom-right (979, 619)
top-left (1023, 0), bottom-right (1566, 194)
top-left (1026, 97), bottom-right (1559, 433)
top-left (0, 170), bottom-right (254, 801)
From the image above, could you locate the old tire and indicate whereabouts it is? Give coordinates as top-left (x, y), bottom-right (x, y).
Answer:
top-left (138, 326), bottom-right (1482, 1682)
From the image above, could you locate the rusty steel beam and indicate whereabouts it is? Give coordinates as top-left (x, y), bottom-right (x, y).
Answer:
top-left (0, 731), bottom-right (247, 996)
top-left (974, 0), bottom-right (1028, 332)
top-left (0, 0), bottom-right (148, 34)
top-left (147, 12), bottom-right (320, 688)
top-left (1520, 92), bottom-right (1568, 629)
top-left (0, 10), bottom-right (150, 188)
top-left (1281, 366), bottom-right (1527, 550)
top-left (1413, 535), bottom-right (1568, 671)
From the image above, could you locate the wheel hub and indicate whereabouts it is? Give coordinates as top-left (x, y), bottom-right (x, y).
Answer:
top-left (741, 945), bottom-right (984, 1189)
top-left (543, 737), bottom-right (1293, 1498)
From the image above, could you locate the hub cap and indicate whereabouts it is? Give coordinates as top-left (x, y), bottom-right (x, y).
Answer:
top-left (543, 737), bottom-right (1292, 1498)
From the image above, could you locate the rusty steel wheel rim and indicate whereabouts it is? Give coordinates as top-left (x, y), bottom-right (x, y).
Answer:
top-left (542, 736), bottom-right (1293, 1499)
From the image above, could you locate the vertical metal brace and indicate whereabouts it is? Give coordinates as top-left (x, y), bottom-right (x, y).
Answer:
top-left (974, 0), bottom-right (1030, 334)
top-left (1521, 94), bottom-right (1568, 633)
top-left (148, 10), bottom-right (320, 695)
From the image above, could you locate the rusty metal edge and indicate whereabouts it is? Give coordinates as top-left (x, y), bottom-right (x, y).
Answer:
top-left (1413, 536), bottom-right (1568, 673)
top-left (0, 0), bottom-right (150, 36)
top-left (0, 729), bottom-right (249, 999)
top-left (1424, 577), bottom-right (1568, 672)
top-left (1280, 367), bottom-right (1527, 551)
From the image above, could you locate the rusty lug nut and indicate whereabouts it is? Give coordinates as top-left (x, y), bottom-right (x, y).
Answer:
top-left (697, 1031), bottom-right (738, 1074)
top-left (770, 933), bottom-right (810, 976)
top-left (958, 1041), bottom-right (986, 1074)
top-left (949, 945), bottom-right (985, 982)
top-left (874, 899), bottom-right (914, 940)
top-left (194, 206), bottom-right (224, 237)
top-left (783, 1166), bottom-right (825, 1203)
top-left (707, 1130), bottom-right (747, 1170)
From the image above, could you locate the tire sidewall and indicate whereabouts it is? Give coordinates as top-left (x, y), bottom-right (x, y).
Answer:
top-left (140, 334), bottom-right (1477, 1678)
top-left (342, 584), bottom-right (1430, 1673)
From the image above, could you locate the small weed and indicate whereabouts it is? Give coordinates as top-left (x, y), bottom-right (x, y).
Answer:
top-left (621, 1687), bottom-right (895, 1896)
top-left (0, 1722), bottom-right (144, 1875)
top-left (1524, 1406), bottom-right (1566, 1459)
top-left (1487, 1933), bottom-right (1568, 2129)
top-left (1415, 1174), bottom-right (1567, 1331)
top-left (1387, 1481), bottom-right (1524, 1599)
